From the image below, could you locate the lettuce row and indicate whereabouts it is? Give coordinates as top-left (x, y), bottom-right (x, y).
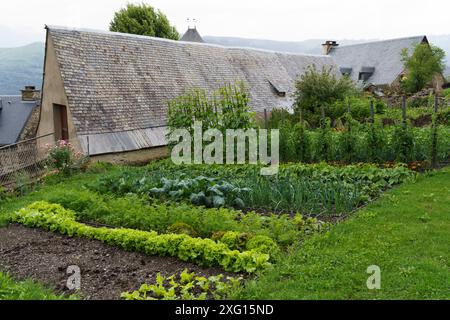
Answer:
top-left (11, 201), bottom-right (270, 273)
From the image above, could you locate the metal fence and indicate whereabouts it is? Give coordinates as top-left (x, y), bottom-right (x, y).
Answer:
top-left (0, 133), bottom-right (54, 189)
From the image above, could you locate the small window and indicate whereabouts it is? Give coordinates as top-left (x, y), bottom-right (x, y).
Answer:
top-left (359, 67), bottom-right (375, 82)
top-left (340, 67), bottom-right (352, 76)
top-left (359, 72), bottom-right (372, 81)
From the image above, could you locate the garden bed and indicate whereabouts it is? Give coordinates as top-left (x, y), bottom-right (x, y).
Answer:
top-left (0, 161), bottom-right (427, 300)
top-left (0, 224), bottom-right (230, 300)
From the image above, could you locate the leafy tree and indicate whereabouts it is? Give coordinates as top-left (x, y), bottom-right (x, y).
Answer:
top-left (109, 3), bottom-right (179, 40)
top-left (294, 66), bottom-right (357, 127)
top-left (400, 43), bottom-right (446, 93)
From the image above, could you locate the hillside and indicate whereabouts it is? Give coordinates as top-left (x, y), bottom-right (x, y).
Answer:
top-left (203, 36), bottom-right (365, 55)
top-left (0, 42), bottom-right (44, 95)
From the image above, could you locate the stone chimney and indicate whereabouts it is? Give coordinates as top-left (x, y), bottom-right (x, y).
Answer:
top-left (21, 86), bottom-right (41, 101)
top-left (322, 41), bottom-right (339, 55)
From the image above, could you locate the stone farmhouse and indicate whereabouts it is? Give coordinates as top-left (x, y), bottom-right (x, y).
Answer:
top-left (37, 26), bottom-right (335, 162)
top-left (323, 36), bottom-right (446, 92)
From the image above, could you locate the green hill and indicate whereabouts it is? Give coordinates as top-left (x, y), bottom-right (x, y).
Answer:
top-left (0, 42), bottom-right (44, 95)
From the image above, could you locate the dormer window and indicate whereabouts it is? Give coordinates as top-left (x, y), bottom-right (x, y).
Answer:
top-left (268, 80), bottom-right (286, 97)
top-left (359, 67), bottom-right (375, 82)
top-left (340, 67), bottom-right (353, 77)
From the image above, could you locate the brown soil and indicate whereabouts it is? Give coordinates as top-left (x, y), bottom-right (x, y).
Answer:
top-left (411, 114), bottom-right (432, 127)
top-left (0, 224), bottom-right (229, 300)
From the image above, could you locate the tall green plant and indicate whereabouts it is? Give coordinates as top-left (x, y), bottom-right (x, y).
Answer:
top-left (366, 122), bottom-right (385, 163)
top-left (392, 122), bottom-right (415, 163)
top-left (167, 82), bottom-right (255, 135)
top-left (279, 120), bottom-right (293, 162)
top-left (290, 123), bottom-right (311, 163)
top-left (316, 118), bottom-right (333, 162)
top-left (430, 113), bottom-right (439, 167)
top-left (338, 113), bottom-right (358, 163)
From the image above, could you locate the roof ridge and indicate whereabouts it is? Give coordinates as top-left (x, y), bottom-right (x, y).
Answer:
top-left (335, 35), bottom-right (427, 49)
top-left (45, 25), bottom-right (330, 58)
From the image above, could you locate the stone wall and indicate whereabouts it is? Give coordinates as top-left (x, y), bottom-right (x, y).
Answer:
top-left (19, 106), bottom-right (40, 141)
top-left (90, 146), bottom-right (169, 165)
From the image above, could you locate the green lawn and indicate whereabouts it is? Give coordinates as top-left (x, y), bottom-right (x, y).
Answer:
top-left (0, 272), bottom-right (71, 300)
top-left (232, 167), bottom-right (450, 299)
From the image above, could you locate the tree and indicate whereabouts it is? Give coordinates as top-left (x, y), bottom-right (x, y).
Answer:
top-left (294, 65), bottom-right (357, 127)
top-left (109, 3), bottom-right (179, 40)
top-left (400, 43), bottom-right (446, 93)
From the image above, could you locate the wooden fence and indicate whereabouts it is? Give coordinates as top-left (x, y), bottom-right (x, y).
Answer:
top-left (0, 133), bottom-right (53, 189)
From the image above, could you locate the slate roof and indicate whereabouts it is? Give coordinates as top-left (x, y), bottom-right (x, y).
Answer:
top-left (329, 36), bottom-right (427, 86)
top-left (0, 96), bottom-right (38, 146)
top-left (180, 27), bottom-right (204, 43)
top-left (46, 26), bottom-right (336, 155)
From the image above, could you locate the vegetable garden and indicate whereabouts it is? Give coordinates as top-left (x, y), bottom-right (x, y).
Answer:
top-left (0, 82), bottom-right (449, 300)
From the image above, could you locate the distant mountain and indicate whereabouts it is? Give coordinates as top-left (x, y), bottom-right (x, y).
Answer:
top-left (203, 36), bottom-right (367, 55)
top-left (0, 35), bottom-right (448, 95)
top-left (0, 42), bottom-right (44, 95)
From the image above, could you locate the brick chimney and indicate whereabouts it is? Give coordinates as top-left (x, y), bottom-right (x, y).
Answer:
top-left (322, 41), bottom-right (339, 55)
top-left (21, 86), bottom-right (41, 101)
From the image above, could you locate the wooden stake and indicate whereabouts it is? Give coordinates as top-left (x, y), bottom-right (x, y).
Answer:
top-left (370, 100), bottom-right (375, 124)
top-left (264, 109), bottom-right (268, 129)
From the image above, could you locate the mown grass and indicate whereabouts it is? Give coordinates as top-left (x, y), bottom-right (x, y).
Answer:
top-left (231, 167), bottom-right (450, 299)
top-left (0, 272), bottom-right (74, 300)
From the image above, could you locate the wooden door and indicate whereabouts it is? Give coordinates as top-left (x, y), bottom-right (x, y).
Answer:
top-left (53, 104), bottom-right (69, 141)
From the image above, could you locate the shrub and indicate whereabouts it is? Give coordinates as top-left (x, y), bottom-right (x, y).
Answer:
top-left (167, 82), bottom-right (256, 136)
top-left (294, 65), bottom-right (358, 127)
top-left (400, 43), bottom-right (446, 93)
top-left (46, 140), bottom-right (86, 175)
top-left (330, 96), bottom-right (371, 123)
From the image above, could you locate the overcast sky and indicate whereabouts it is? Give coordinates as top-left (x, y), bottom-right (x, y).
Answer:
top-left (1, 0), bottom-right (449, 47)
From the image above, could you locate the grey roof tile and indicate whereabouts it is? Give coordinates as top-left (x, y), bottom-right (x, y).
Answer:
top-left (0, 96), bottom-right (38, 146)
top-left (329, 36), bottom-right (427, 85)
